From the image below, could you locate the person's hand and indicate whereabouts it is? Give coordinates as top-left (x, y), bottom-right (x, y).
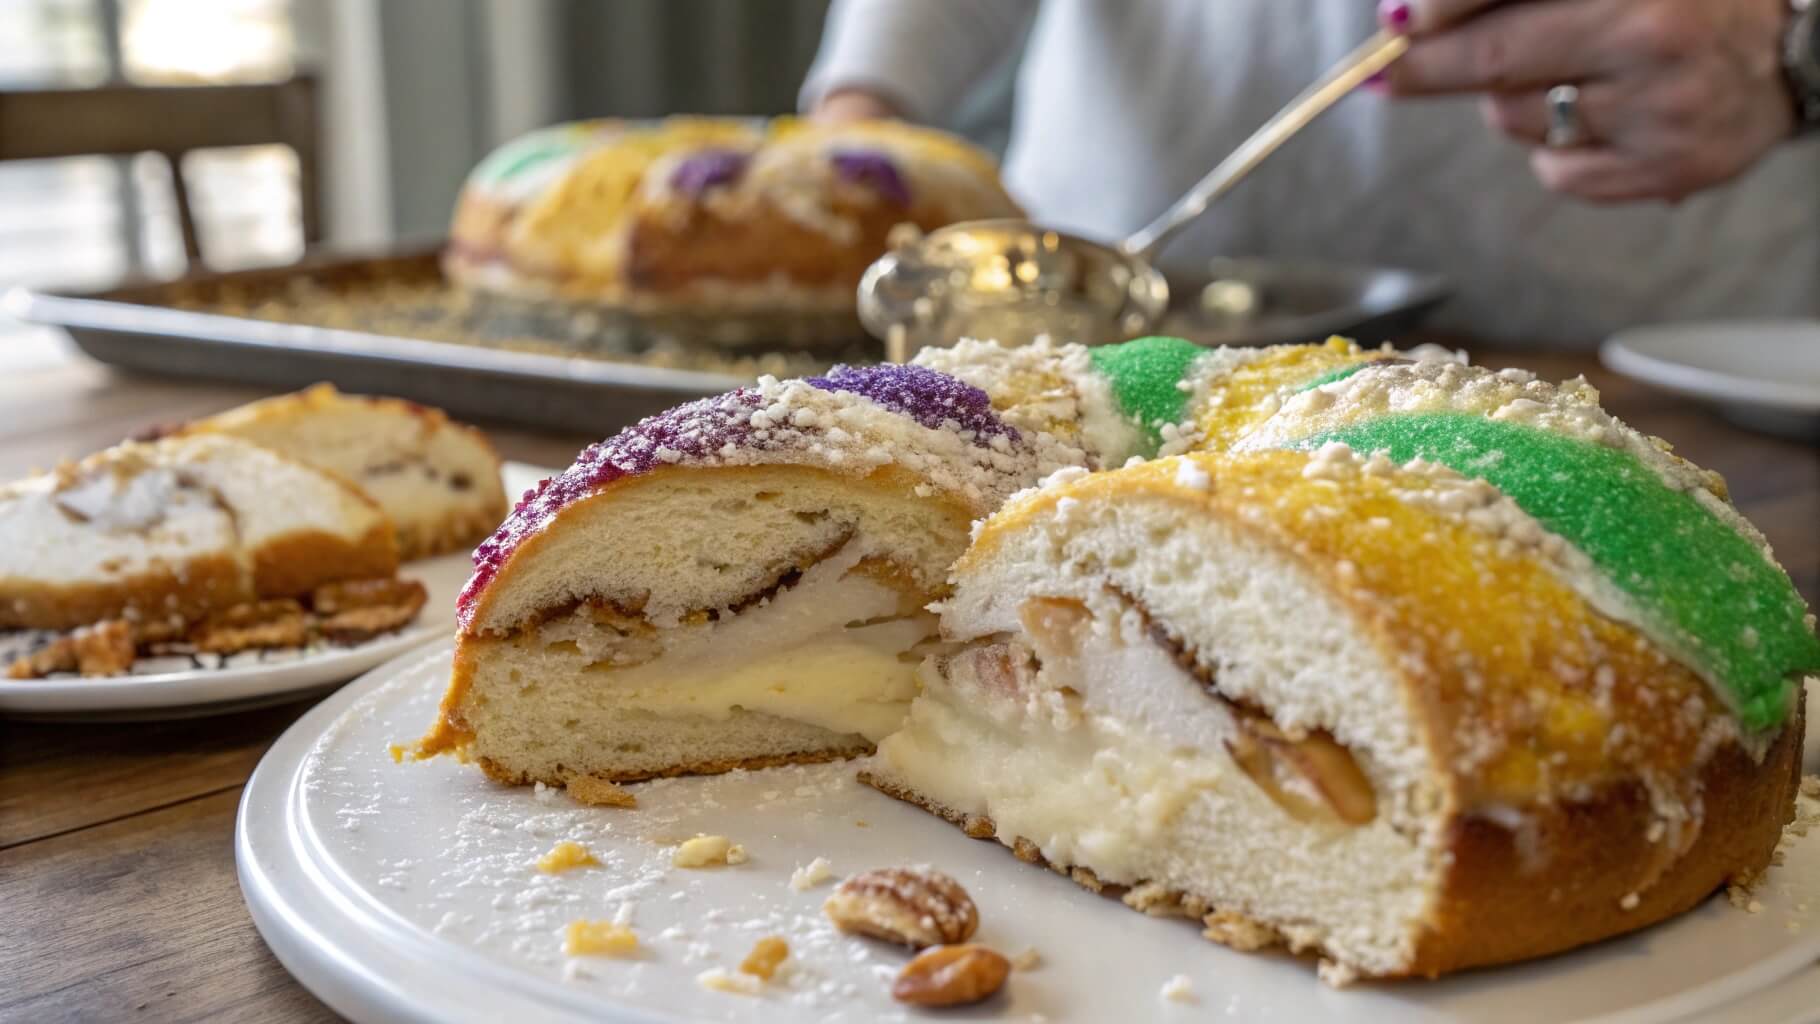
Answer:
top-left (812, 88), bottom-right (903, 125)
top-left (1378, 0), bottom-right (1797, 203)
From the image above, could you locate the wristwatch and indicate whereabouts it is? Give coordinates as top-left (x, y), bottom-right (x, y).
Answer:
top-left (1786, 0), bottom-right (1820, 135)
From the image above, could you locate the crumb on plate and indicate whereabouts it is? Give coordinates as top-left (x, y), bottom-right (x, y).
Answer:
top-left (698, 967), bottom-right (763, 996)
top-left (739, 936), bottom-right (790, 980)
top-left (673, 834), bottom-right (739, 868)
top-left (790, 857), bottom-right (833, 891)
top-left (563, 920), bottom-right (637, 957)
top-left (568, 775), bottom-right (638, 808)
top-left (536, 840), bottom-right (599, 874)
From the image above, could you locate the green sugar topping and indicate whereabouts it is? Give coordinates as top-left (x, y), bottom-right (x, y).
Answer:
top-left (471, 127), bottom-right (593, 187)
top-left (1300, 412), bottom-right (1817, 732)
top-left (1297, 360), bottom-right (1376, 392)
top-left (1088, 336), bottom-right (1207, 450)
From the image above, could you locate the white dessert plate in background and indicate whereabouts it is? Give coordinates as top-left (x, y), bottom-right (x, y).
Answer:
top-left (0, 461), bottom-right (550, 719)
top-left (1601, 321), bottom-right (1820, 440)
top-left (238, 641), bottom-right (1820, 1024)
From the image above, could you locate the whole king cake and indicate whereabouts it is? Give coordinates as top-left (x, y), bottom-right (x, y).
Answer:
top-left (445, 117), bottom-right (1020, 315)
top-left (420, 336), bottom-right (1816, 982)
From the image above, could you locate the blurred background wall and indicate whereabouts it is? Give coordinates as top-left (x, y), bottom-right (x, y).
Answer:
top-left (0, 0), bottom-right (1017, 308)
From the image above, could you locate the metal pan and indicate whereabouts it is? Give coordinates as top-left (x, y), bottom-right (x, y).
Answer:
top-left (4, 245), bottom-right (1449, 435)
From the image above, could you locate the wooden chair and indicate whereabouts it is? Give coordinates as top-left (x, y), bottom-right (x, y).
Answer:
top-left (0, 74), bottom-right (320, 267)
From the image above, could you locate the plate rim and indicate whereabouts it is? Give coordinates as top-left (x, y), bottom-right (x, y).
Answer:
top-left (1601, 321), bottom-right (1820, 414)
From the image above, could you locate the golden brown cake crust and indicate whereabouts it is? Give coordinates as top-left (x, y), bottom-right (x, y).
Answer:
top-left (0, 554), bottom-right (251, 631)
top-left (623, 199), bottom-right (980, 297)
top-left (393, 496), bottom-right (505, 563)
top-left (252, 525), bottom-right (398, 601)
top-left (474, 744), bottom-right (875, 788)
top-left (1405, 699), bottom-right (1804, 977)
top-left (860, 704), bottom-right (1804, 981)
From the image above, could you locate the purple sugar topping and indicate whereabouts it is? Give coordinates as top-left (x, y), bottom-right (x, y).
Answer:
top-left (669, 148), bottom-right (749, 196)
top-left (807, 363), bottom-right (1016, 441)
top-left (457, 365), bottom-right (1017, 630)
top-left (457, 389), bottom-right (763, 627)
top-left (829, 149), bottom-right (910, 206)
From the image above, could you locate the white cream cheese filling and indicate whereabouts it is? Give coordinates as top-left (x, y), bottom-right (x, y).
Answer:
top-left (869, 595), bottom-right (1434, 975)
top-left (541, 542), bottom-right (934, 741)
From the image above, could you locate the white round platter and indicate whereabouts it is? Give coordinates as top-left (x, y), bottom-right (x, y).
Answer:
top-left (0, 462), bottom-right (550, 719)
top-left (1602, 321), bottom-right (1820, 439)
top-left (238, 641), bottom-right (1820, 1024)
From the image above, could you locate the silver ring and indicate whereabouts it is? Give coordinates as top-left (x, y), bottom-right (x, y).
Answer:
top-left (1545, 84), bottom-right (1587, 148)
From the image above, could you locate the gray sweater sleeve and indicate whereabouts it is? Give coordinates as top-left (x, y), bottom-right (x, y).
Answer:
top-left (798, 0), bottom-right (1039, 123)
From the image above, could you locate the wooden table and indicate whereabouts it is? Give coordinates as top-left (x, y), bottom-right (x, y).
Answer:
top-left (1, 348), bottom-right (1816, 1022)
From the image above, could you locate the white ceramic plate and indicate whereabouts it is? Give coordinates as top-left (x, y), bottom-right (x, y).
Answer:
top-left (1602, 321), bottom-right (1820, 437)
top-left (0, 462), bottom-right (550, 719)
top-left (238, 642), bottom-right (1820, 1024)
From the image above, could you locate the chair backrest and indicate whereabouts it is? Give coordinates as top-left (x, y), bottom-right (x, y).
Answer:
top-left (0, 74), bottom-right (320, 266)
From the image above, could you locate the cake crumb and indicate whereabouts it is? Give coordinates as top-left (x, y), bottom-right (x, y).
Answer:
top-left (726, 843), bottom-right (749, 865)
top-left (1748, 900), bottom-right (1765, 914)
top-left (1619, 892), bottom-right (1640, 911)
top-left (1318, 959), bottom-right (1360, 988)
top-left (673, 834), bottom-right (737, 868)
top-left (563, 920), bottom-right (637, 956)
top-left (697, 967), bottom-right (763, 996)
top-left (1159, 974), bottom-right (1195, 1002)
top-left (1011, 947), bottom-right (1042, 971)
top-left (1728, 883), bottom-right (1753, 910)
top-left (568, 775), bottom-right (638, 808)
top-left (739, 936), bottom-right (790, 980)
top-left (790, 856), bottom-right (833, 891)
top-left (385, 743), bottom-right (406, 764)
top-left (536, 840), bottom-right (599, 874)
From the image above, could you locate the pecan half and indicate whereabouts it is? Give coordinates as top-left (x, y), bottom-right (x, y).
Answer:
top-left (891, 944), bottom-right (1009, 1007)
top-left (1225, 710), bottom-right (1377, 826)
top-left (823, 866), bottom-right (978, 949)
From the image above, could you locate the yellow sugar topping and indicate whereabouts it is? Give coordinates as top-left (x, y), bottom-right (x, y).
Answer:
top-left (535, 840), bottom-right (600, 874)
top-left (975, 450), bottom-right (1722, 809)
top-left (507, 118), bottom-right (759, 279)
top-left (563, 920), bottom-right (638, 956)
top-left (1196, 337), bottom-right (1367, 451)
top-left (988, 362), bottom-right (1084, 440)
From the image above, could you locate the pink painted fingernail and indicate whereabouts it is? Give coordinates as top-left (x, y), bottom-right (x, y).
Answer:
top-left (1379, 0), bottom-right (1412, 32)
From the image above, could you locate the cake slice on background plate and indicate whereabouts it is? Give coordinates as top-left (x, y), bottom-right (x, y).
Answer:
top-left (0, 433), bottom-right (396, 632)
top-left (171, 383), bottom-right (508, 560)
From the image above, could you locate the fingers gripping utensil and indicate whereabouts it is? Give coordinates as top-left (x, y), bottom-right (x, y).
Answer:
top-left (858, 30), bottom-right (1411, 357)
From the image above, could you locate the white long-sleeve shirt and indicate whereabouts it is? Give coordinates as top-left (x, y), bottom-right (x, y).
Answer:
top-left (802, 0), bottom-right (1820, 346)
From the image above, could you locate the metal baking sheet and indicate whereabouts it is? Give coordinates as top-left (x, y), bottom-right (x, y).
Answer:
top-left (4, 246), bottom-right (1449, 435)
